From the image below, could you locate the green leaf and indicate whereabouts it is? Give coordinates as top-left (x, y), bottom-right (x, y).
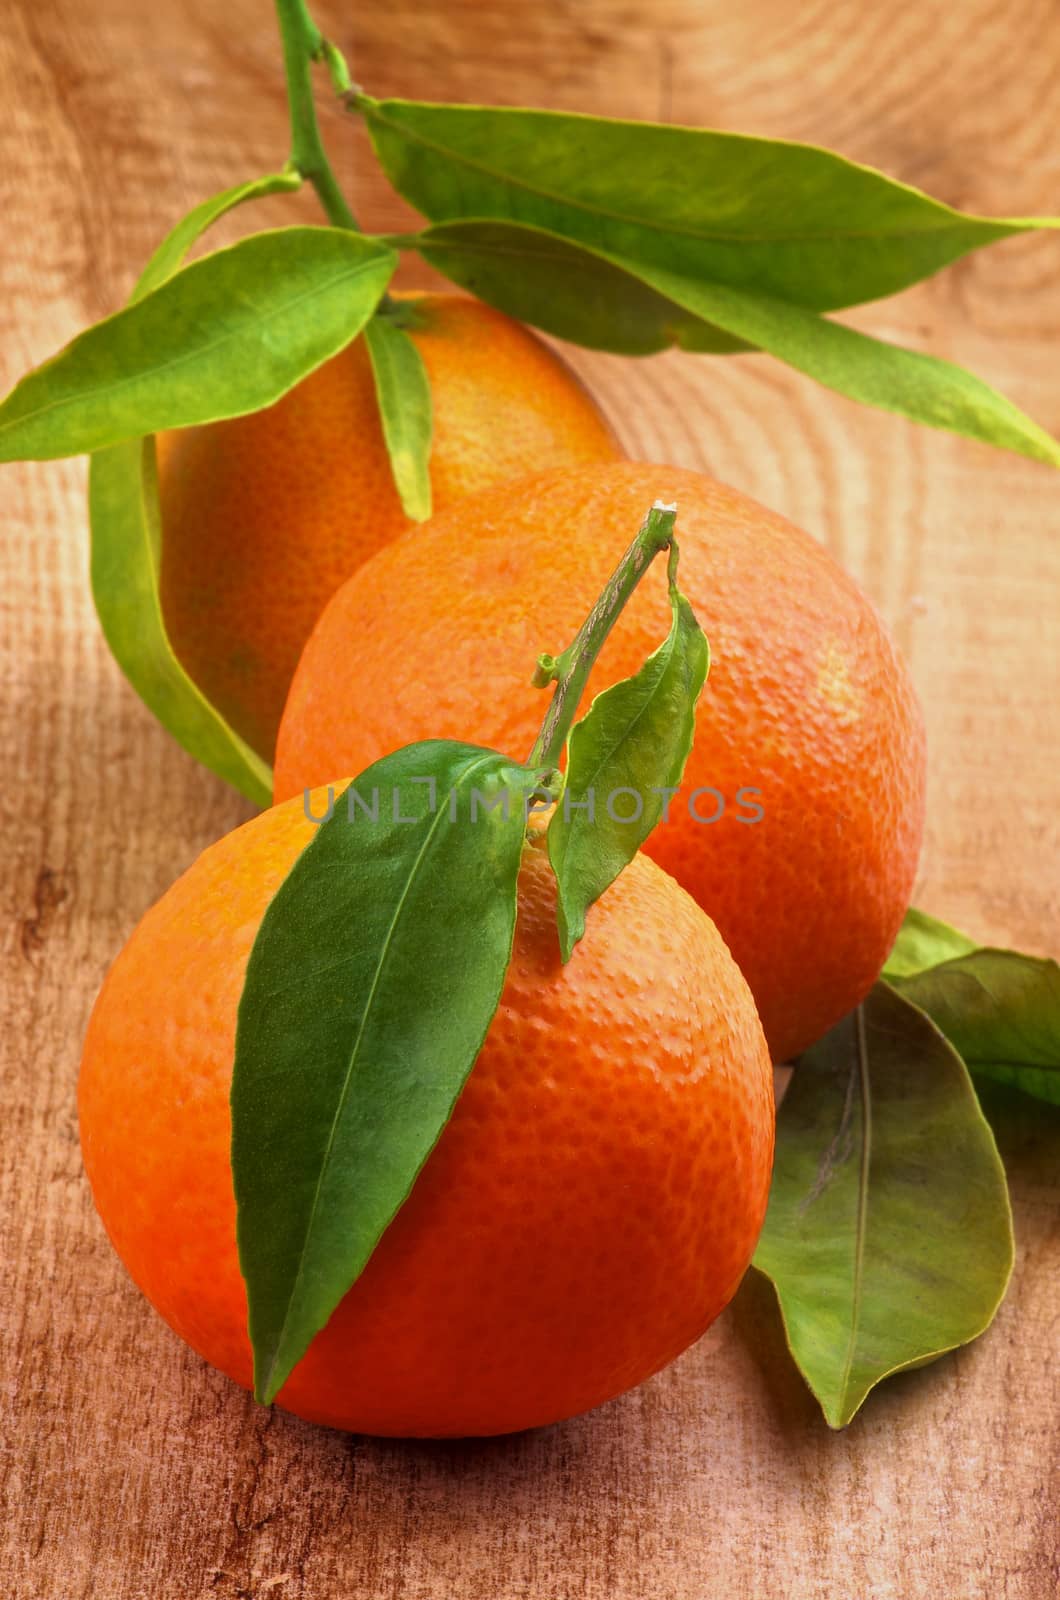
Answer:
top-left (0, 226), bottom-right (397, 461)
top-left (898, 952), bottom-right (1060, 1107)
top-left (233, 740), bottom-right (537, 1403)
top-left (358, 95), bottom-right (1057, 312)
top-left (407, 219), bottom-right (748, 354)
top-left (405, 219), bottom-right (1059, 465)
top-left (364, 312), bottom-right (434, 520)
top-left (132, 172), bottom-right (303, 302)
top-left (83, 178), bottom-right (305, 804)
top-left (88, 440), bottom-right (272, 804)
top-left (548, 550), bottom-right (708, 959)
top-left (885, 911), bottom-right (1060, 1107)
top-left (753, 982), bottom-right (1013, 1428)
top-left (883, 906), bottom-right (978, 980)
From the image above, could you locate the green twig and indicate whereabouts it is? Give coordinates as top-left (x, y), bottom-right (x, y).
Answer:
top-left (274, 0), bottom-right (359, 231)
top-left (527, 502), bottom-right (678, 769)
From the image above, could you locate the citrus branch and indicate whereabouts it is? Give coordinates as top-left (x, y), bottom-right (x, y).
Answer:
top-left (274, 0), bottom-right (360, 230)
top-left (527, 501), bottom-right (678, 769)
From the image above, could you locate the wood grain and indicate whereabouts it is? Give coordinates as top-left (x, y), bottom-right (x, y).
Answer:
top-left (1, 1), bottom-right (1057, 1596)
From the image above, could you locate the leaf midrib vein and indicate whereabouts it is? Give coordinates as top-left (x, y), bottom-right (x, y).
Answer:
top-left (837, 1003), bottom-right (873, 1416)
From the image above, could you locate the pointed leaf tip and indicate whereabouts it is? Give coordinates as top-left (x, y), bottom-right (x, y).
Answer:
top-left (365, 314), bottom-right (434, 521)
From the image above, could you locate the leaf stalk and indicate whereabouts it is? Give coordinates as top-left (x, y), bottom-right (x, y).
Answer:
top-left (527, 501), bottom-right (678, 770)
top-left (274, 0), bottom-right (360, 231)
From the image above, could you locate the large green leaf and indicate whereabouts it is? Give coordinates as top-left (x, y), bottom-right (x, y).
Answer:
top-left (548, 548), bottom-right (708, 960)
top-left (405, 218), bottom-right (1060, 465)
top-left (89, 440), bottom-right (271, 805)
top-left (358, 95), bottom-right (1057, 312)
top-left (364, 311), bottom-right (434, 520)
top-left (753, 982), bottom-right (1013, 1428)
top-left (0, 226), bottom-right (396, 460)
top-left (885, 912), bottom-right (1060, 1107)
top-left (233, 741), bottom-right (537, 1404)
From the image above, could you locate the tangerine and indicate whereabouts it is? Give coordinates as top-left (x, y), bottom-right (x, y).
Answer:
top-left (274, 463), bottom-right (927, 1063)
top-left (156, 294), bottom-right (621, 759)
top-left (78, 795), bottom-right (774, 1437)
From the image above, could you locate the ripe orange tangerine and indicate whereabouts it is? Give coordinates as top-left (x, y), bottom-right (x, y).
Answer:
top-left (78, 794), bottom-right (774, 1437)
top-left (275, 463), bottom-right (927, 1063)
top-left (157, 294), bottom-right (622, 759)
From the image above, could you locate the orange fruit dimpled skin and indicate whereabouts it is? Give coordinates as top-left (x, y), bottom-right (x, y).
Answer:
top-left (78, 796), bottom-right (773, 1438)
top-left (156, 293), bottom-right (621, 761)
top-left (275, 463), bottom-right (927, 1065)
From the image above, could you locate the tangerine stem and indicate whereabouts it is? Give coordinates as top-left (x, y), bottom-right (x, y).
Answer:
top-left (527, 501), bottom-right (678, 770)
top-left (274, 0), bottom-right (360, 230)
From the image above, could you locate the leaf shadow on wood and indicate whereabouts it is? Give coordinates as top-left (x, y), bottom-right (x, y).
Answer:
top-left (725, 1269), bottom-right (821, 1431)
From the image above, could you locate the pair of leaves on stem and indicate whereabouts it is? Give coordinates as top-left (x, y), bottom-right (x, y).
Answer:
top-left (4, 96), bottom-right (1057, 471)
top-left (358, 95), bottom-right (1060, 468)
top-left (234, 509), bottom-right (707, 1403)
top-left (753, 908), bottom-right (1059, 1426)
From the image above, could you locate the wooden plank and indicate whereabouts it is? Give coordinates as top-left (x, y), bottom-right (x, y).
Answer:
top-left (1, 1), bottom-right (1056, 1596)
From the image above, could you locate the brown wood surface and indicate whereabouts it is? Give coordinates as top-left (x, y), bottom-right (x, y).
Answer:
top-left (2, 0), bottom-right (1058, 1595)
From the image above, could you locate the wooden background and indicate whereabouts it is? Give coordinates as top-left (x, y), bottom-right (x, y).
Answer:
top-left (1, 0), bottom-right (1057, 1594)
